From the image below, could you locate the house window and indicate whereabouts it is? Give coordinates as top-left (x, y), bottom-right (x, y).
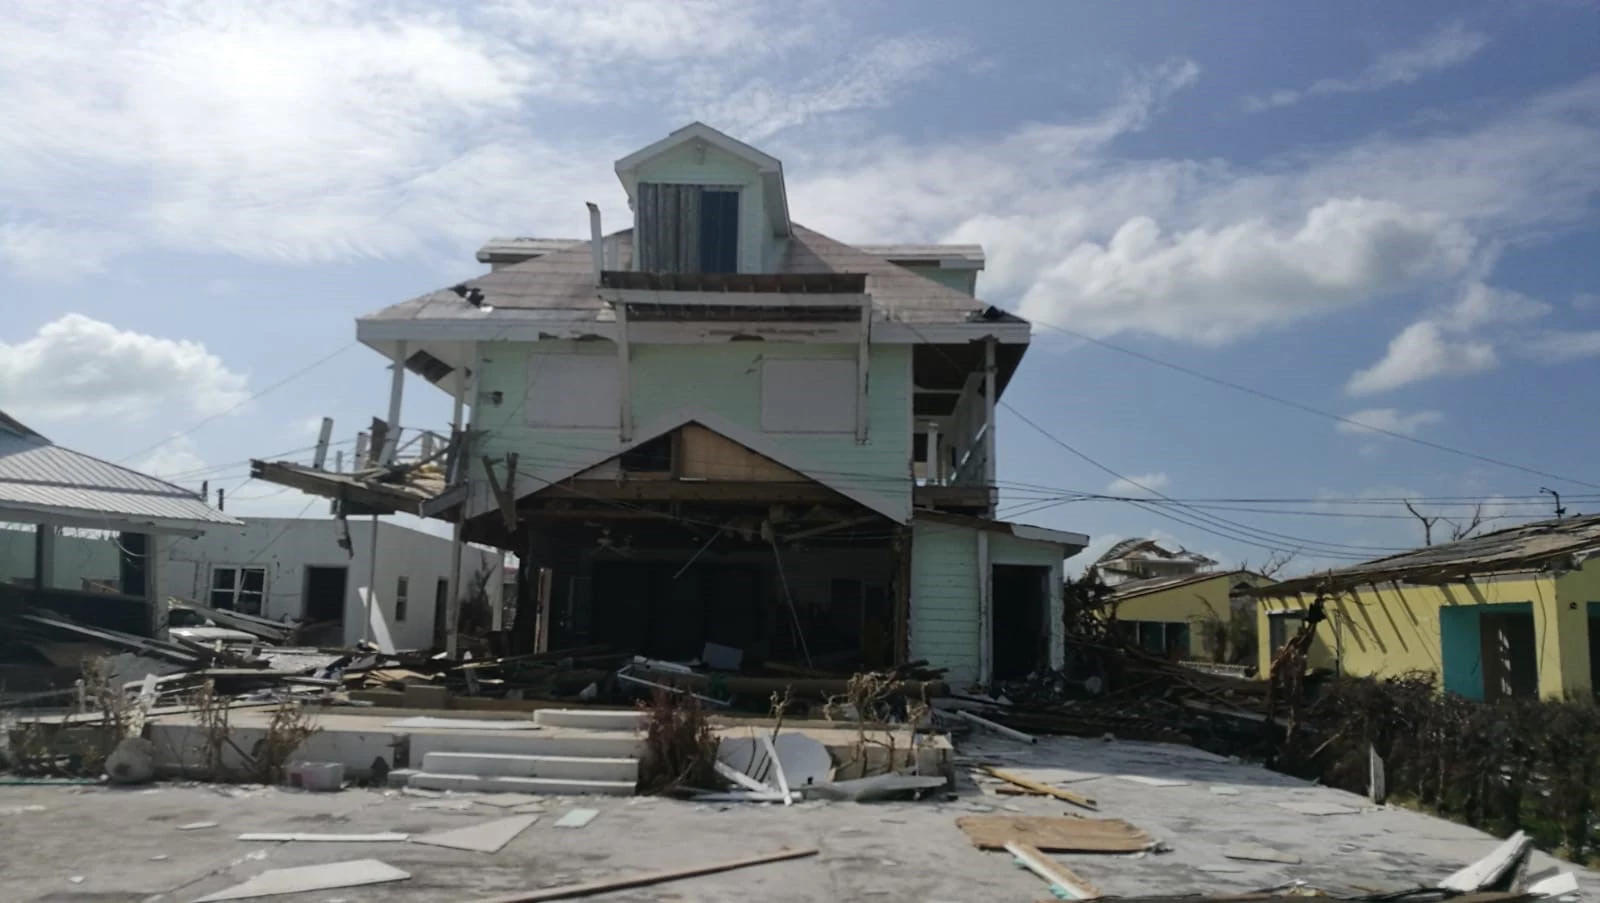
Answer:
top-left (395, 576), bottom-right (409, 622)
top-left (1127, 621), bottom-right (1191, 659)
top-left (636, 183), bottom-right (740, 274)
top-left (526, 353), bottom-right (619, 429)
top-left (1268, 611), bottom-right (1305, 655)
top-left (761, 358), bottom-right (857, 433)
top-left (620, 434), bottom-right (674, 473)
top-left (210, 566), bottom-right (266, 615)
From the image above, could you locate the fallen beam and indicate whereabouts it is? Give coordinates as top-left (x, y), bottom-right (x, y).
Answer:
top-left (980, 766), bottom-right (1098, 811)
top-left (954, 709), bottom-right (1037, 744)
top-left (1005, 842), bottom-right (1101, 899)
top-left (466, 847), bottom-right (819, 903)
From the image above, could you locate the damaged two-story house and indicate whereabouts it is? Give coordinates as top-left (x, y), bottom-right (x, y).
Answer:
top-left (256, 123), bottom-right (1087, 687)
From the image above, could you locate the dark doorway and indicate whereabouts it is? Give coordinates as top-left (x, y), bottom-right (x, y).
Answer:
top-left (992, 564), bottom-right (1051, 681)
top-left (1481, 611), bottom-right (1538, 700)
top-left (433, 577), bottom-right (449, 649)
top-left (302, 566), bottom-right (347, 624)
top-left (589, 561), bottom-right (765, 661)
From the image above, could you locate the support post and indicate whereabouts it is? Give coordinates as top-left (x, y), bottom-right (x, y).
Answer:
top-left (983, 336), bottom-right (997, 515)
top-left (381, 341), bottom-right (408, 464)
top-left (977, 528), bottom-right (992, 685)
top-left (362, 514), bottom-right (379, 646)
top-left (616, 300), bottom-right (632, 442)
top-left (856, 298), bottom-right (871, 443)
top-left (925, 423), bottom-right (940, 486)
top-left (144, 534), bottom-right (163, 636)
top-left (534, 567), bottom-right (553, 653)
top-left (446, 363), bottom-right (468, 660)
top-left (34, 524), bottom-right (56, 591)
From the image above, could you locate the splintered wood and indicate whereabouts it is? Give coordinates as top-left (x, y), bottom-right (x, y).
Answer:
top-left (956, 816), bottom-right (1154, 853)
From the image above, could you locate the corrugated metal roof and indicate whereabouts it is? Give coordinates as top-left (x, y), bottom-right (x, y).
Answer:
top-left (0, 423), bottom-right (239, 529)
top-left (1259, 514), bottom-right (1600, 596)
top-left (364, 225), bottom-right (1017, 328)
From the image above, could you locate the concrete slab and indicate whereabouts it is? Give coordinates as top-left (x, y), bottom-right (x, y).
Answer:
top-left (421, 751), bottom-right (639, 782)
top-left (407, 772), bottom-right (637, 796)
top-left (194, 858), bottom-right (409, 901)
top-left (534, 708), bottom-right (646, 731)
top-left (409, 814), bottom-right (538, 853)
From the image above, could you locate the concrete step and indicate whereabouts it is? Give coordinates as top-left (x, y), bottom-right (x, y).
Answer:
top-left (533, 708), bottom-right (646, 732)
top-left (421, 752), bottom-right (639, 782)
top-left (407, 772), bottom-right (637, 796)
top-left (406, 729), bottom-right (644, 762)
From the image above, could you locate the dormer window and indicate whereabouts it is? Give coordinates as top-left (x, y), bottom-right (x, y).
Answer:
top-left (636, 183), bottom-right (739, 274)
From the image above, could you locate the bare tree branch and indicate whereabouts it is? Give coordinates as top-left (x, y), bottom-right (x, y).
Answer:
top-left (1403, 499), bottom-right (1439, 546)
top-left (1445, 502), bottom-right (1486, 541)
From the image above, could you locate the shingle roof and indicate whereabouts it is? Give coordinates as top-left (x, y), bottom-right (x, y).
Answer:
top-left (0, 417), bottom-right (239, 530)
top-left (364, 225), bottom-right (1012, 327)
top-left (1258, 514), bottom-right (1600, 596)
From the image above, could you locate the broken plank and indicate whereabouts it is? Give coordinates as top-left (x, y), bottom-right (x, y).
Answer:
top-left (954, 709), bottom-right (1038, 743)
top-left (980, 766), bottom-right (1097, 811)
top-left (464, 847), bottom-right (819, 903)
top-left (1005, 842), bottom-right (1102, 899)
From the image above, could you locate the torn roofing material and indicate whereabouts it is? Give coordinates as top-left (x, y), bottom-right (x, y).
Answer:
top-left (0, 410), bottom-right (239, 532)
top-left (1106, 569), bottom-right (1272, 603)
top-left (361, 226), bottom-right (1016, 328)
top-left (1258, 514), bottom-right (1600, 596)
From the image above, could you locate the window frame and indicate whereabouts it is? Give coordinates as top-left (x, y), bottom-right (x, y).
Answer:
top-left (209, 565), bottom-right (268, 615)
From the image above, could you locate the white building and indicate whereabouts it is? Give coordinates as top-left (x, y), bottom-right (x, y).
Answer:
top-left (159, 517), bottom-right (502, 650)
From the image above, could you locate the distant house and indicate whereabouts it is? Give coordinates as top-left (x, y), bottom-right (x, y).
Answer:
top-left (1251, 515), bottom-right (1600, 700)
top-left (1092, 538), bottom-right (1217, 587)
top-left (159, 518), bottom-right (503, 650)
top-left (0, 410), bottom-right (238, 637)
top-left (1107, 570), bottom-right (1274, 662)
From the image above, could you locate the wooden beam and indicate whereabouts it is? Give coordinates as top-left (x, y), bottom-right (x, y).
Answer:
top-left (980, 766), bottom-right (1098, 811)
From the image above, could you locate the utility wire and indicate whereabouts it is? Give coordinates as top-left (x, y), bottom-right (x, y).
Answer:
top-left (1023, 316), bottom-right (1600, 491)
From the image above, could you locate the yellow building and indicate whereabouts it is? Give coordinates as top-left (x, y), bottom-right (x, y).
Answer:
top-left (1107, 570), bottom-right (1274, 662)
top-left (1253, 515), bottom-right (1600, 700)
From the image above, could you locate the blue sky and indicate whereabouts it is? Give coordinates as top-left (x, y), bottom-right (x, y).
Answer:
top-left (2, 0), bottom-right (1597, 574)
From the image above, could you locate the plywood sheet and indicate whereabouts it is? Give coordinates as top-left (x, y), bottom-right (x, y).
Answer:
top-left (955, 816), bottom-right (1154, 853)
top-left (194, 859), bottom-right (409, 901)
top-left (409, 815), bottom-right (537, 853)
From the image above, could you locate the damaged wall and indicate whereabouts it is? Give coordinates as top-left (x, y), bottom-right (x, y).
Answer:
top-left (159, 518), bottom-right (501, 650)
top-left (0, 523), bottom-right (119, 589)
top-left (471, 341), bottom-right (912, 518)
top-left (1255, 565), bottom-right (1596, 700)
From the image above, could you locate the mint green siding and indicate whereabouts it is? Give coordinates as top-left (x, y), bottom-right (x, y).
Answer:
top-left (910, 521), bottom-right (981, 685)
top-left (634, 142), bottom-right (772, 272)
top-left (474, 340), bottom-right (913, 518)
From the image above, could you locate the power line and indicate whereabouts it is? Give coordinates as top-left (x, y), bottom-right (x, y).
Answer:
top-left (117, 341), bottom-right (357, 464)
top-left (1022, 316), bottom-right (1600, 491)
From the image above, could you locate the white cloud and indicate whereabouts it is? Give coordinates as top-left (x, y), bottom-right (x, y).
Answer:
top-left (1335, 408), bottom-right (1445, 437)
top-left (1523, 330), bottom-right (1600, 361)
top-left (1013, 198), bottom-right (1475, 345)
top-left (0, 314), bottom-right (250, 420)
top-left (0, 1), bottom-right (940, 268)
top-left (1346, 321), bottom-right (1498, 395)
top-left (133, 436), bottom-right (208, 481)
top-left (1440, 281), bottom-right (1552, 332)
top-left (1106, 472), bottom-right (1170, 495)
top-left (1247, 22), bottom-right (1489, 111)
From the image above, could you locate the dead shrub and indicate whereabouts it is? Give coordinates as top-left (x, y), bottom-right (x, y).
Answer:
top-left (636, 688), bottom-right (718, 795)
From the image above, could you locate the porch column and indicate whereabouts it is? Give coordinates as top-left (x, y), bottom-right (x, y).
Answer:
top-left (144, 534), bottom-right (164, 636)
top-left (977, 529), bottom-right (992, 685)
top-left (446, 362), bottom-right (467, 660)
top-left (381, 341), bottom-right (407, 464)
top-left (983, 337), bottom-right (997, 515)
top-left (1542, 573), bottom-right (1592, 698)
top-left (925, 423), bottom-right (940, 486)
top-left (856, 299), bottom-right (871, 443)
top-left (616, 301), bottom-right (633, 442)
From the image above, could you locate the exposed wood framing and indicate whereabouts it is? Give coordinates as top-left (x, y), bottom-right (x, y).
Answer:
top-left (313, 418), bottom-right (333, 469)
top-left (482, 454), bottom-right (520, 532)
top-left (446, 366), bottom-right (468, 660)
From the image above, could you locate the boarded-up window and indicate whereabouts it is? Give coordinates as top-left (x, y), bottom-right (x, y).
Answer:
top-left (526, 353), bottom-right (619, 429)
top-left (761, 358), bottom-right (856, 433)
top-left (637, 183), bottom-right (739, 274)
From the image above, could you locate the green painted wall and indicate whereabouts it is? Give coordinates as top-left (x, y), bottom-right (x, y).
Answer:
top-left (898, 265), bottom-right (975, 296)
top-left (633, 142), bottom-right (771, 272)
top-left (910, 520), bottom-right (981, 685)
top-left (474, 340), bottom-right (913, 516)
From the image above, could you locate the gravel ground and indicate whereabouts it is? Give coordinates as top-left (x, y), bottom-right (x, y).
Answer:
top-left (1, 732), bottom-right (1592, 903)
